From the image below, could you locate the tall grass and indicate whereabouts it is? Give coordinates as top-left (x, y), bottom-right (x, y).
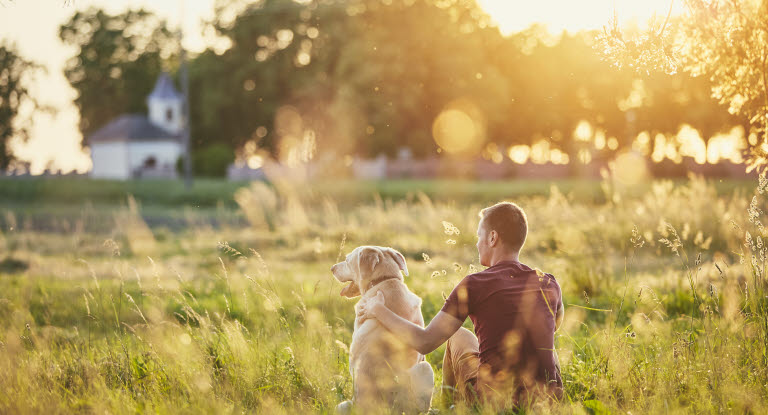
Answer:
top-left (0, 174), bottom-right (766, 413)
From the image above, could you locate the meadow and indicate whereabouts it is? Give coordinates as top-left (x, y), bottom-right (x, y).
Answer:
top-left (0, 175), bottom-right (766, 414)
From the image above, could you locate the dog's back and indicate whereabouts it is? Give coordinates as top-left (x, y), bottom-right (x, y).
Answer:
top-left (332, 246), bottom-right (434, 413)
top-left (349, 280), bottom-right (432, 412)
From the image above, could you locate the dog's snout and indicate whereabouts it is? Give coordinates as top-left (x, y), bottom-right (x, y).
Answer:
top-left (331, 263), bottom-right (338, 273)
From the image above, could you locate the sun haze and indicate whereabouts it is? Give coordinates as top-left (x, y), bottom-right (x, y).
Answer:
top-left (1, 0), bottom-right (684, 174)
top-left (478, 0), bottom-right (684, 34)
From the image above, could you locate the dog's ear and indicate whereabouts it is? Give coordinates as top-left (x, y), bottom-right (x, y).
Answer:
top-left (384, 247), bottom-right (409, 276)
top-left (358, 247), bottom-right (381, 275)
top-left (340, 281), bottom-right (361, 298)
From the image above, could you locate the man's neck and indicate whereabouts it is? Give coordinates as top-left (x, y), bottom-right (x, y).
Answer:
top-left (488, 251), bottom-right (520, 267)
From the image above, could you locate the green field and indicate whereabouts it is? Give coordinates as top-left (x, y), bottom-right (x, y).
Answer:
top-left (0, 176), bottom-right (766, 413)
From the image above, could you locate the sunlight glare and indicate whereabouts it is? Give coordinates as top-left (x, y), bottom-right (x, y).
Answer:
top-left (707, 126), bottom-right (746, 164)
top-left (478, 0), bottom-right (685, 35)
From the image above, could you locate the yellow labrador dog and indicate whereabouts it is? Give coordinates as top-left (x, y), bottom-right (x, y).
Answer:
top-left (332, 246), bottom-right (433, 413)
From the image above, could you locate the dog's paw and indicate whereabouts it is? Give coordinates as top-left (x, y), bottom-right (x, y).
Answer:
top-left (335, 400), bottom-right (353, 415)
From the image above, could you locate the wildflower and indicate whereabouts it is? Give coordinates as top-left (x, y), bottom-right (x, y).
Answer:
top-left (217, 241), bottom-right (243, 258)
top-left (658, 223), bottom-right (682, 256)
top-left (442, 221), bottom-right (461, 235)
top-left (759, 173), bottom-right (768, 194)
top-left (746, 231), bottom-right (755, 251)
top-left (630, 225), bottom-right (645, 248)
top-left (748, 196), bottom-right (762, 224)
top-left (335, 233), bottom-right (347, 263)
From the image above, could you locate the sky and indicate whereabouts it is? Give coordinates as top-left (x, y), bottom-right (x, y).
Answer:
top-left (0, 0), bottom-right (683, 174)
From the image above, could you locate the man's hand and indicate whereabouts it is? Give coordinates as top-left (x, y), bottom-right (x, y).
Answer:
top-left (356, 290), bottom-right (385, 323)
top-left (359, 293), bottom-right (463, 355)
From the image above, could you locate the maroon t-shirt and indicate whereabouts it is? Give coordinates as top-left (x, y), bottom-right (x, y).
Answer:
top-left (441, 259), bottom-right (563, 397)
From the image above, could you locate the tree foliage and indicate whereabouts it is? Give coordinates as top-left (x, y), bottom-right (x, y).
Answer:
top-left (191, 0), bottom-right (741, 161)
top-left (597, 0), bottom-right (768, 171)
top-left (0, 43), bottom-right (39, 171)
top-left (58, 0), bottom-right (746, 166)
top-left (59, 8), bottom-right (176, 139)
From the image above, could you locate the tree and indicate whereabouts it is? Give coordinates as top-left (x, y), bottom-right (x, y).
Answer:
top-left (0, 43), bottom-right (40, 171)
top-left (597, 0), bottom-right (768, 171)
top-left (59, 8), bottom-right (176, 140)
top-left (52, 1), bottom-right (749, 169)
top-left (187, 0), bottom-right (742, 165)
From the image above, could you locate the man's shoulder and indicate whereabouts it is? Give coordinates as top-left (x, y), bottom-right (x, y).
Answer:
top-left (462, 262), bottom-right (560, 285)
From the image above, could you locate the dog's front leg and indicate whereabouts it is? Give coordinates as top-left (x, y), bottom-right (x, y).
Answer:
top-left (335, 400), bottom-right (353, 415)
top-left (408, 361), bottom-right (435, 412)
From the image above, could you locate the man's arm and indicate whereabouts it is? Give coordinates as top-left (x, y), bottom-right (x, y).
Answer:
top-left (363, 291), bottom-right (463, 355)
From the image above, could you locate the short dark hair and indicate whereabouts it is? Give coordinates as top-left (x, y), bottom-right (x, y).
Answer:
top-left (479, 202), bottom-right (528, 252)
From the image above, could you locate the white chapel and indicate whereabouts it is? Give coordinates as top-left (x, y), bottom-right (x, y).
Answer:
top-left (88, 73), bottom-right (184, 180)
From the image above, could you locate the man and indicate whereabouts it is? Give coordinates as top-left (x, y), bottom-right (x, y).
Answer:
top-left (358, 202), bottom-right (564, 408)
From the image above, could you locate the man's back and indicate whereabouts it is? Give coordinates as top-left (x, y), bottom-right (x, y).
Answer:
top-left (441, 259), bottom-right (563, 400)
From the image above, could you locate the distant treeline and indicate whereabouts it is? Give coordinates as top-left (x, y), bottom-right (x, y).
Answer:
top-left (60, 0), bottom-right (747, 164)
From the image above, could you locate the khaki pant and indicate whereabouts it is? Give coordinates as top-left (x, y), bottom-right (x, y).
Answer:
top-left (442, 327), bottom-right (480, 402)
top-left (442, 327), bottom-right (562, 407)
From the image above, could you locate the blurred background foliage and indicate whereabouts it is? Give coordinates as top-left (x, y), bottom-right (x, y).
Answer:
top-left (51, 0), bottom-right (758, 174)
top-left (0, 44), bottom-right (42, 171)
top-left (597, 0), bottom-right (768, 172)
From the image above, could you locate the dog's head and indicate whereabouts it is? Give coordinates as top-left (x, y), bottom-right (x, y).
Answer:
top-left (331, 246), bottom-right (409, 298)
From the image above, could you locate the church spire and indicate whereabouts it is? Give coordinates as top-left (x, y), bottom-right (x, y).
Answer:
top-left (147, 72), bottom-right (183, 134)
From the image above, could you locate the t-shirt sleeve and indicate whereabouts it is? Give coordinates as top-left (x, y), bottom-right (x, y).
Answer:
top-left (440, 276), bottom-right (472, 321)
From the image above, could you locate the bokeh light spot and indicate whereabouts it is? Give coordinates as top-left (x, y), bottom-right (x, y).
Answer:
top-left (431, 98), bottom-right (486, 156)
top-left (612, 151), bottom-right (649, 185)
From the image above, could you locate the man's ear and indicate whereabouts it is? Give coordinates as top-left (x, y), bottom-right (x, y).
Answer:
top-left (384, 247), bottom-right (409, 276)
top-left (358, 247), bottom-right (381, 275)
top-left (340, 281), bottom-right (361, 298)
top-left (489, 230), bottom-right (499, 247)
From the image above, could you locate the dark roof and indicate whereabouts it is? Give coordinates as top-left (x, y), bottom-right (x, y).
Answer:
top-left (147, 72), bottom-right (182, 100)
top-left (87, 114), bottom-right (181, 143)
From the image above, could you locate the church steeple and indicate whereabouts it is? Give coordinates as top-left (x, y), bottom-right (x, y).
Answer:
top-left (147, 72), bottom-right (183, 134)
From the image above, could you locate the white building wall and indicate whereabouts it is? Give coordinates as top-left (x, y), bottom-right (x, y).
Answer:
top-left (90, 141), bottom-right (130, 179)
top-left (128, 141), bottom-right (183, 172)
top-left (147, 98), bottom-right (183, 134)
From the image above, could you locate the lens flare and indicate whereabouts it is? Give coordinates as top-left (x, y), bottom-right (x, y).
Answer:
top-left (431, 98), bottom-right (486, 156)
top-left (612, 151), bottom-right (649, 185)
